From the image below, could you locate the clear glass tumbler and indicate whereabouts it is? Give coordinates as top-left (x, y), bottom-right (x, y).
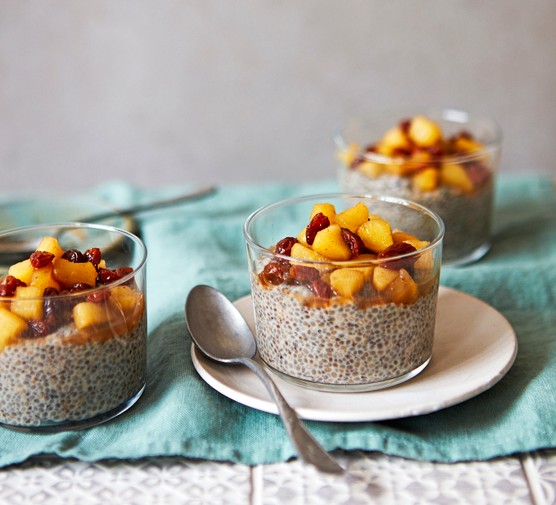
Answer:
top-left (335, 108), bottom-right (502, 266)
top-left (0, 223), bottom-right (147, 431)
top-left (244, 194), bottom-right (444, 392)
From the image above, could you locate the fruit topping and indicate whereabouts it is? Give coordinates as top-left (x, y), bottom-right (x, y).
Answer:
top-left (0, 236), bottom-right (142, 350)
top-left (258, 201), bottom-right (436, 306)
top-left (338, 115), bottom-right (492, 193)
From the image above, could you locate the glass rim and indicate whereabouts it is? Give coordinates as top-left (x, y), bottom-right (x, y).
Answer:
top-left (0, 221), bottom-right (147, 300)
top-left (244, 193), bottom-right (445, 267)
top-left (333, 107), bottom-right (503, 165)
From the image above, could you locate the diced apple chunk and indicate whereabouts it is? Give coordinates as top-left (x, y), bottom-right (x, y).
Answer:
top-left (30, 265), bottom-right (61, 294)
top-left (73, 301), bottom-right (112, 330)
top-left (330, 268), bottom-right (365, 299)
top-left (11, 286), bottom-right (43, 320)
top-left (8, 259), bottom-right (33, 285)
top-left (110, 285), bottom-right (143, 316)
top-left (357, 217), bottom-right (393, 253)
top-left (357, 161), bottom-right (383, 178)
top-left (372, 266), bottom-right (399, 292)
top-left (290, 243), bottom-right (329, 265)
top-left (336, 142), bottom-right (359, 167)
top-left (377, 126), bottom-right (411, 155)
top-left (35, 236), bottom-right (65, 259)
top-left (385, 269), bottom-right (419, 304)
top-left (334, 202), bottom-right (370, 233)
top-left (311, 224), bottom-right (352, 261)
top-left (412, 167), bottom-right (439, 192)
top-left (441, 163), bottom-right (474, 193)
top-left (0, 307), bottom-right (27, 350)
top-left (53, 258), bottom-right (98, 288)
top-left (310, 203), bottom-right (336, 222)
top-left (408, 115), bottom-right (443, 147)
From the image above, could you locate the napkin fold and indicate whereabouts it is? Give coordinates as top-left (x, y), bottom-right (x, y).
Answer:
top-left (0, 176), bottom-right (554, 467)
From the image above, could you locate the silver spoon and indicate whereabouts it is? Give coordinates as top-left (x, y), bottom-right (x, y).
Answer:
top-left (184, 284), bottom-right (344, 475)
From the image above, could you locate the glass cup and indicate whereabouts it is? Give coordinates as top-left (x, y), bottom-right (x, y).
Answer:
top-left (334, 108), bottom-right (502, 266)
top-left (0, 223), bottom-right (147, 431)
top-left (244, 194), bottom-right (444, 392)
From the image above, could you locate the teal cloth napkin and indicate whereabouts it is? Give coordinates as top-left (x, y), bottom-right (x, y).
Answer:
top-left (0, 175), bottom-right (554, 467)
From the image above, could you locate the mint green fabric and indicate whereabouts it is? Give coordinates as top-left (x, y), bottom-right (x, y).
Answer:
top-left (0, 175), bottom-right (554, 467)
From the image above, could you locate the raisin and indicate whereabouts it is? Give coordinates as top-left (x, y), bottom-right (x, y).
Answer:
top-left (30, 251), bottom-right (55, 268)
top-left (399, 118), bottom-right (411, 134)
top-left (377, 242), bottom-right (417, 271)
top-left (306, 213), bottom-right (330, 246)
top-left (85, 247), bottom-right (102, 267)
top-left (43, 287), bottom-right (59, 297)
top-left (289, 265), bottom-right (320, 283)
top-left (275, 237), bottom-right (297, 256)
top-left (24, 320), bottom-right (51, 338)
top-left (97, 268), bottom-right (132, 285)
top-left (87, 290), bottom-right (111, 303)
top-left (341, 228), bottom-right (365, 258)
top-left (310, 278), bottom-right (333, 300)
top-left (0, 275), bottom-right (26, 297)
top-left (62, 249), bottom-right (87, 263)
top-left (259, 260), bottom-right (290, 286)
top-left (69, 283), bottom-right (93, 293)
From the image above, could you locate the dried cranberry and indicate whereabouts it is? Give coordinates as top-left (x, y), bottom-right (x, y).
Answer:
top-left (24, 320), bottom-right (51, 338)
top-left (30, 251), bottom-right (55, 268)
top-left (465, 162), bottom-right (491, 187)
top-left (43, 287), bottom-right (59, 297)
top-left (87, 290), bottom-right (111, 303)
top-left (306, 213), bottom-right (330, 246)
top-left (85, 247), bottom-right (102, 267)
top-left (341, 228), bottom-right (365, 258)
top-left (62, 249), bottom-right (87, 263)
top-left (310, 278), bottom-right (333, 300)
top-left (289, 265), bottom-right (320, 283)
top-left (70, 282), bottom-right (94, 292)
top-left (0, 275), bottom-right (26, 297)
top-left (275, 237), bottom-right (297, 256)
top-left (377, 242), bottom-right (417, 271)
top-left (399, 119), bottom-right (411, 134)
top-left (259, 260), bottom-right (290, 286)
top-left (98, 268), bottom-right (129, 285)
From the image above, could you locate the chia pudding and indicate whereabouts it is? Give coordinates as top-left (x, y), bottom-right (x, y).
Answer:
top-left (244, 195), bottom-right (444, 392)
top-left (335, 111), bottom-right (502, 266)
top-left (0, 225), bottom-right (147, 430)
top-left (0, 313), bottom-right (146, 428)
top-left (251, 278), bottom-right (437, 390)
top-left (340, 169), bottom-right (494, 264)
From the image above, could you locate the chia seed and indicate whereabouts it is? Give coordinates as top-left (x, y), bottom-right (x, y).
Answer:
top-left (0, 315), bottom-right (146, 428)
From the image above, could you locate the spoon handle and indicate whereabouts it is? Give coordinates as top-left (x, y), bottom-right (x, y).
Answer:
top-left (239, 357), bottom-right (344, 474)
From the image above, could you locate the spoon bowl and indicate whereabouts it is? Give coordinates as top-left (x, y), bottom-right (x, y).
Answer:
top-left (184, 284), bottom-right (344, 475)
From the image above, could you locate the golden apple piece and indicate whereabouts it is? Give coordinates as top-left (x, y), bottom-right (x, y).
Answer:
top-left (372, 266), bottom-right (399, 292)
top-left (30, 264), bottom-right (61, 294)
top-left (350, 253), bottom-right (376, 279)
top-left (385, 269), bottom-right (419, 304)
top-left (336, 142), bottom-right (360, 167)
top-left (454, 135), bottom-right (483, 153)
top-left (330, 268), bottom-right (365, 299)
top-left (441, 163), bottom-right (474, 193)
top-left (310, 203), bottom-right (336, 222)
top-left (334, 202), bottom-right (370, 233)
top-left (8, 259), bottom-right (34, 285)
top-left (357, 160), bottom-right (383, 178)
top-left (35, 236), bottom-right (65, 259)
top-left (412, 167), bottom-right (440, 192)
top-left (53, 258), bottom-right (98, 288)
top-left (73, 301), bottom-right (112, 330)
top-left (408, 115), bottom-right (443, 147)
top-left (377, 126), bottom-right (411, 155)
top-left (11, 286), bottom-right (43, 321)
top-left (290, 243), bottom-right (330, 271)
top-left (296, 228), bottom-right (308, 247)
top-left (357, 217), bottom-right (393, 253)
top-left (110, 285), bottom-right (143, 318)
top-left (311, 224), bottom-right (352, 261)
top-left (0, 307), bottom-right (27, 350)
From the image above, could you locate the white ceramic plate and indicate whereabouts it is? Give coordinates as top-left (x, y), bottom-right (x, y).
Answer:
top-left (191, 286), bottom-right (518, 422)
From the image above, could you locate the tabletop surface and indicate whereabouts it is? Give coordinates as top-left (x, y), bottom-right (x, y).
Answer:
top-left (0, 449), bottom-right (554, 504)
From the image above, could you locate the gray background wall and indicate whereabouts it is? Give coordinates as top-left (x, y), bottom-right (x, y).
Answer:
top-left (1, 0), bottom-right (555, 194)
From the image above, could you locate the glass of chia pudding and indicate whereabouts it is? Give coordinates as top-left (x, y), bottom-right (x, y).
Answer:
top-left (334, 109), bottom-right (502, 266)
top-left (0, 223), bottom-right (147, 431)
top-left (244, 194), bottom-right (444, 392)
